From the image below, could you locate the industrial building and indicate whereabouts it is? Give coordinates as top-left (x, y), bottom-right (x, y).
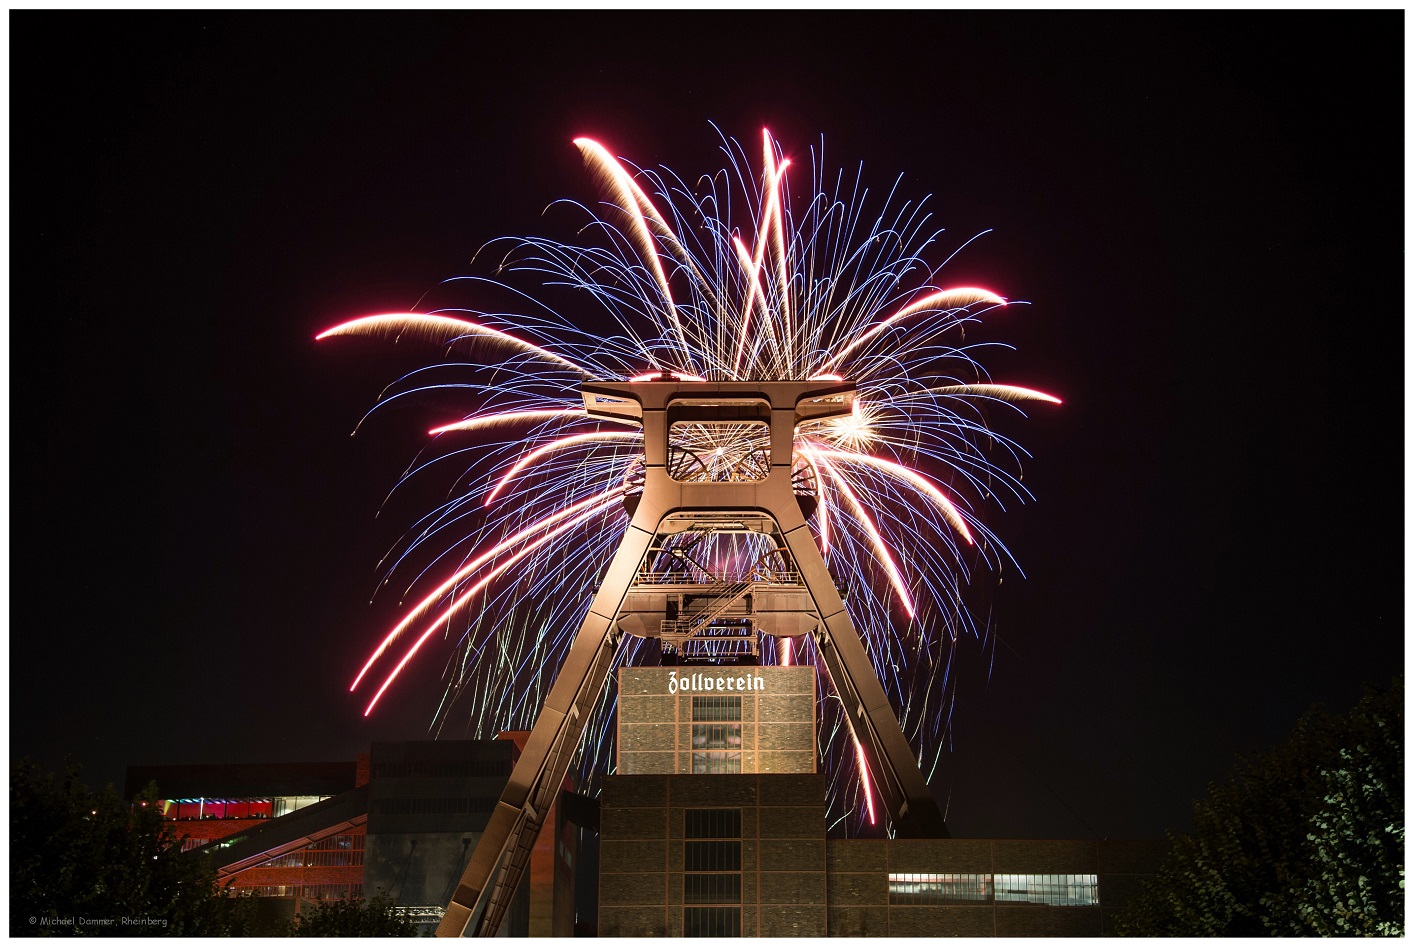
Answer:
top-left (597, 666), bottom-right (1165, 936)
top-left (128, 738), bottom-right (580, 935)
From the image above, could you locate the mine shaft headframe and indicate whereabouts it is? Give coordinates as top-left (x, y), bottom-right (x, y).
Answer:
top-left (435, 377), bottom-right (944, 938)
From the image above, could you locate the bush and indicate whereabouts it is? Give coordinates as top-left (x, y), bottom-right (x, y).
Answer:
top-left (1112, 677), bottom-right (1403, 935)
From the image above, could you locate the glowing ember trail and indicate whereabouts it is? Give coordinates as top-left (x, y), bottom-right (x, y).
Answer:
top-left (855, 737), bottom-right (878, 826)
top-left (361, 493), bottom-right (622, 716)
top-left (317, 313), bottom-right (587, 373)
top-left (429, 408), bottom-right (589, 436)
top-left (319, 126), bottom-right (1057, 832)
top-left (809, 447), bottom-right (917, 618)
top-left (349, 489), bottom-right (625, 692)
top-left (483, 431), bottom-right (642, 506)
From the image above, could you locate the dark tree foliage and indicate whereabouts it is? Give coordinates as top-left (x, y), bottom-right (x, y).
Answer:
top-left (1113, 677), bottom-right (1404, 936)
top-left (9, 759), bottom-right (259, 936)
top-left (287, 896), bottom-right (421, 936)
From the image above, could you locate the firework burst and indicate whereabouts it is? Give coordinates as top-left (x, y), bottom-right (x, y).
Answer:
top-left (319, 127), bottom-right (1057, 832)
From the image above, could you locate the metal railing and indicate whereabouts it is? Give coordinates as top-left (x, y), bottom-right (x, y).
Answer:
top-left (632, 570), bottom-right (803, 587)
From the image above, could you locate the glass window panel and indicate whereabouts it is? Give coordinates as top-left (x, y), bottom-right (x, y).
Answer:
top-left (683, 906), bottom-right (741, 937)
top-left (684, 809), bottom-right (741, 838)
top-left (684, 873), bottom-right (741, 904)
top-left (684, 840), bottom-right (741, 872)
top-left (690, 751), bottom-right (742, 774)
top-left (888, 873), bottom-right (993, 905)
top-left (691, 696), bottom-right (742, 722)
top-left (991, 874), bottom-right (1098, 907)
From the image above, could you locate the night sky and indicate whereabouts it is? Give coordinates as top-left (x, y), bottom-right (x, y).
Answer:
top-left (14, 11), bottom-right (1403, 842)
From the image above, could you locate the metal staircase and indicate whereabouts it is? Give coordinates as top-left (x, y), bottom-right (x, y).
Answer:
top-left (659, 576), bottom-right (757, 659)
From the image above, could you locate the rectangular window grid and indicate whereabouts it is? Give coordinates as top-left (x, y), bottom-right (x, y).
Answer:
top-left (690, 753), bottom-right (742, 774)
top-left (256, 833), bottom-right (366, 869)
top-left (994, 874), bottom-right (1099, 907)
top-left (690, 700), bottom-right (742, 774)
top-left (684, 808), bottom-right (742, 838)
top-left (691, 724), bottom-right (742, 749)
top-left (888, 873), bottom-right (1099, 907)
top-left (683, 809), bottom-right (741, 938)
top-left (683, 906), bottom-right (742, 936)
top-left (888, 873), bottom-right (991, 905)
top-left (683, 840), bottom-right (742, 872)
top-left (691, 696), bottom-right (742, 721)
top-left (232, 883), bottom-right (364, 900)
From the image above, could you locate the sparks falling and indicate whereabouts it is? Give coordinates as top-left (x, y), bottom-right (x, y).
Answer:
top-left (319, 127), bottom-right (1058, 832)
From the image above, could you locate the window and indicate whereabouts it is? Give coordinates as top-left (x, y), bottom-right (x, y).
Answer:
top-left (273, 795), bottom-right (330, 818)
top-left (684, 808), bottom-right (741, 839)
top-left (888, 873), bottom-right (1099, 907)
top-left (993, 874), bottom-right (1099, 907)
top-left (691, 696), bottom-right (742, 721)
top-left (230, 883), bottom-right (363, 900)
top-left (691, 698), bottom-right (742, 774)
top-left (164, 798), bottom-right (274, 821)
top-left (684, 840), bottom-right (741, 872)
top-left (683, 809), bottom-right (741, 937)
top-left (254, 833), bottom-right (366, 869)
top-left (683, 906), bottom-right (741, 936)
top-left (888, 873), bottom-right (991, 905)
top-left (684, 873), bottom-right (741, 903)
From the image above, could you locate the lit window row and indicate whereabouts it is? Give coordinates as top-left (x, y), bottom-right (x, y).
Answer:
top-left (251, 834), bottom-right (366, 868)
top-left (160, 795), bottom-right (331, 821)
top-left (256, 850), bottom-right (365, 869)
top-left (995, 874), bottom-right (1099, 907)
top-left (230, 883), bottom-right (364, 900)
top-left (888, 873), bottom-right (1099, 907)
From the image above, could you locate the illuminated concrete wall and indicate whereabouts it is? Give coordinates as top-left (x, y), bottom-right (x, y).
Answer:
top-left (617, 667), bottom-right (816, 775)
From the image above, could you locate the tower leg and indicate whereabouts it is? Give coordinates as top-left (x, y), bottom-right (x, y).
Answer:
top-left (435, 511), bottom-right (659, 937)
top-left (777, 513), bottom-right (949, 838)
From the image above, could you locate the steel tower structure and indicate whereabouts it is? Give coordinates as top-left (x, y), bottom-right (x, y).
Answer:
top-left (435, 379), bottom-right (948, 937)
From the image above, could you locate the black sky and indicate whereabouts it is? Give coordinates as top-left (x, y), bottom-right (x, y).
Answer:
top-left (14, 10), bottom-right (1403, 841)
